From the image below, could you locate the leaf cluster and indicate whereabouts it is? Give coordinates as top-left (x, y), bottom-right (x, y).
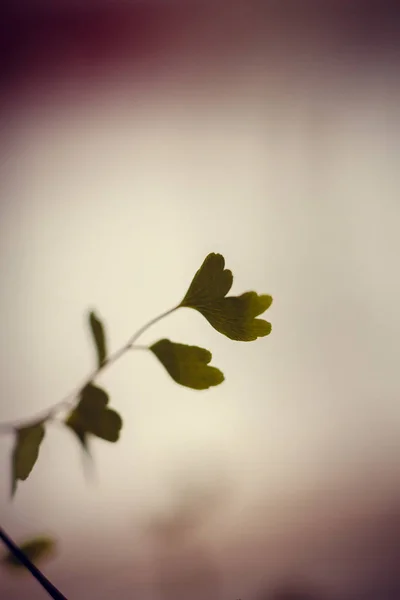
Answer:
top-left (2, 253), bottom-right (272, 570)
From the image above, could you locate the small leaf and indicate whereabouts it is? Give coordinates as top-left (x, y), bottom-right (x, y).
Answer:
top-left (150, 339), bottom-right (224, 390)
top-left (11, 422), bottom-right (46, 497)
top-left (180, 253), bottom-right (273, 341)
top-left (2, 536), bottom-right (56, 570)
top-left (89, 311), bottom-right (107, 368)
top-left (64, 383), bottom-right (122, 449)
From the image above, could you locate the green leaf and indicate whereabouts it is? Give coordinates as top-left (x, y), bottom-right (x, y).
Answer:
top-left (2, 536), bottom-right (56, 570)
top-left (64, 383), bottom-right (122, 449)
top-left (150, 339), bottom-right (225, 390)
top-left (180, 253), bottom-right (273, 341)
top-left (88, 310), bottom-right (107, 368)
top-left (11, 422), bottom-right (46, 497)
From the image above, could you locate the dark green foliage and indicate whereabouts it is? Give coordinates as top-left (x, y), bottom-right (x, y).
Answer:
top-left (6, 252), bottom-right (272, 497)
top-left (180, 253), bottom-right (272, 340)
top-left (2, 252), bottom-right (273, 596)
top-left (2, 536), bottom-right (56, 570)
top-left (150, 339), bottom-right (224, 390)
top-left (64, 383), bottom-right (122, 449)
top-left (11, 422), bottom-right (46, 497)
top-left (88, 311), bottom-right (107, 368)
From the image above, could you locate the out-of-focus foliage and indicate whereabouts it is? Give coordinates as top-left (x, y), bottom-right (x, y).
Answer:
top-left (11, 422), bottom-right (46, 497)
top-left (88, 310), bottom-right (108, 368)
top-left (2, 536), bottom-right (56, 570)
top-left (64, 383), bottom-right (122, 449)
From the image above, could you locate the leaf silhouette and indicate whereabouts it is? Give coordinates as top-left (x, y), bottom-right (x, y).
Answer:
top-left (11, 422), bottom-right (46, 497)
top-left (88, 311), bottom-right (107, 368)
top-left (180, 253), bottom-right (272, 341)
top-left (64, 383), bottom-right (122, 449)
top-left (150, 339), bottom-right (224, 390)
top-left (2, 536), bottom-right (56, 570)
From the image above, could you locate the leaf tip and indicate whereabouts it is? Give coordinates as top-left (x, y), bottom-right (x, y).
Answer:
top-left (259, 293), bottom-right (273, 311)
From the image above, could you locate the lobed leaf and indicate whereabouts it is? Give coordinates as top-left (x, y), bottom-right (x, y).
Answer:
top-left (180, 253), bottom-right (272, 341)
top-left (64, 383), bottom-right (122, 450)
top-left (150, 339), bottom-right (224, 390)
top-left (11, 422), bottom-right (46, 497)
top-left (88, 311), bottom-right (108, 368)
top-left (2, 536), bottom-right (56, 570)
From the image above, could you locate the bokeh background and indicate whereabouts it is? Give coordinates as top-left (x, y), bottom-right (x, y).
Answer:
top-left (1, 1), bottom-right (400, 599)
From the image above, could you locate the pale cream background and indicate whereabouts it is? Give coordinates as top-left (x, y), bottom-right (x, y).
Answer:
top-left (1, 12), bottom-right (400, 599)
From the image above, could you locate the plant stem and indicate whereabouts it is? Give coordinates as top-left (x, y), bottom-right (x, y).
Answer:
top-left (0, 527), bottom-right (68, 599)
top-left (0, 305), bottom-right (179, 596)
top-left (0, 305), bottom-right (178, 434)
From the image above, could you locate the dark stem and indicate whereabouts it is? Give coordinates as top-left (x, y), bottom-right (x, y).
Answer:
top-left (0, 526), bottom-right (68, 600)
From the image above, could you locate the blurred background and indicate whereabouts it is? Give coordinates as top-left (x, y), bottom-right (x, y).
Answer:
top-left (1, 1), bottom-right (400, 598)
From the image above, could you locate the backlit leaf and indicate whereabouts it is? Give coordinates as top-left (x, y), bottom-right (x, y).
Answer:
top-left (180, 253), bottom-right (272, 341)
top-left (89, 311), bottom-right (107, 368)
top-left (64, 383), bottom-right (122, 449)
top-left (11, 422), bottom-right (45, 497)
top-left (2, 536), bottom-right (56, 570)
top-left (150, 339), bottom-right (224, 390)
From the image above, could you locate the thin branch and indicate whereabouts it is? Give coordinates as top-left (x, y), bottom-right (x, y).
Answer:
top-left (0, 306), bottom-right (179, 597)
top-left (0, 527), bottom-right (68, 600)
top-left (0, 305), bottom-right (178, 434)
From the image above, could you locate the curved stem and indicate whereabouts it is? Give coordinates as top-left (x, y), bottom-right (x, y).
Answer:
top-left (0, 306), bottom-right (179, 595)
top-left (0, 527), bottom-right (67, 599)
top-left (0, 305), bottom-right (178, 434)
